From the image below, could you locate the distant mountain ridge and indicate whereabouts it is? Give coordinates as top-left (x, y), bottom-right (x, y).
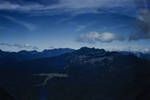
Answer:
top-left (0, 47), bottom-right (149, 61)
top-left (0, 48), bottom-right (74, 61)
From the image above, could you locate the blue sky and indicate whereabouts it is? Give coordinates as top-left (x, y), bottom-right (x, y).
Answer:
top-left (0, 0), bottom-right (150, 52)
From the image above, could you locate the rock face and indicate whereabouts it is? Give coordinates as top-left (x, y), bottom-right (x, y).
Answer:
top-left (0, 47), bottom-right (150, 100)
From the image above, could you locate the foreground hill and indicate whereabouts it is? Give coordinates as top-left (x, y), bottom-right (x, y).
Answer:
top-left (0, 47), bottom-right (150, 100)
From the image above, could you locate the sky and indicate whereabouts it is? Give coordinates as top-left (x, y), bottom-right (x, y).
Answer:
top-left (0, 0), bottom-right (150, 52)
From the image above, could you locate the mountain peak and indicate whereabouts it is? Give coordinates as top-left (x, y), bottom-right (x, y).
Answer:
top-left (75, 47), bottom-right (106, 56)
top-left (79, 47), bottom-right (105, 51)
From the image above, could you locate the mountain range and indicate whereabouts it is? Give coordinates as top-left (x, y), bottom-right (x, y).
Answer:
top-left (0, 47), bottom-right (150, 100)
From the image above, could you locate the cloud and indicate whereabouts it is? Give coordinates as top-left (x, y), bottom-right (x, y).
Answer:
top-left (0, 2), bottom-right (43, 11)
top-left (77, 32), bottom-right (124, 43)
top-left (0, 0), bottom-right (134, 15)
top-left (129, 0), bottom-right (150, 40)
top-left (134, 0), bottom-right (150, 10)
top-left (0, 43), bottom-right (39, 50)
top-left (4, 16), bottom-right (36, 31)
top-left (126, 0), bottom-right (150, 41)
top-left (76, 0), bottom-right (150, 43)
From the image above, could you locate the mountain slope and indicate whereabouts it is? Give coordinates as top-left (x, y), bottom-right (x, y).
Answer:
top-left (0, 47), bottom-right (150, 100)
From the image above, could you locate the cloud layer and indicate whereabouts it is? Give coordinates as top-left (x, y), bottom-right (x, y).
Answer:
top-left (0, 43), bottom-right (39, 50)
top-left (0, 0), bottom-right (135, 15)
top-left (77, 32), bottom-right (123, 43)
top-left (77, 0), bottom-right (150, 44)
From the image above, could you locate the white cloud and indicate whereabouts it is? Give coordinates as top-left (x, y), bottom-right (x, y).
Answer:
top-left (4, 16), bottom-right (36, 31)
top-left (99, 32), bottom-right (116, 42)
top-left (0, 0), bottom-right (135, 15)
top-left (0, 43), bottom-right (39, 50)
top-left (0, 2), bottom-right (43, 11)
top-left (77, 32), bottom-right (123, 43)
top-left (58, 0), bottom-right (132, 9)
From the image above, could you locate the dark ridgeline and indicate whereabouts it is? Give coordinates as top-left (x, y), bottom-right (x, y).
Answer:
top-left (0, 48), bottom-right (74, 62)
top-left (0, 47), bottom-right (150, 100)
